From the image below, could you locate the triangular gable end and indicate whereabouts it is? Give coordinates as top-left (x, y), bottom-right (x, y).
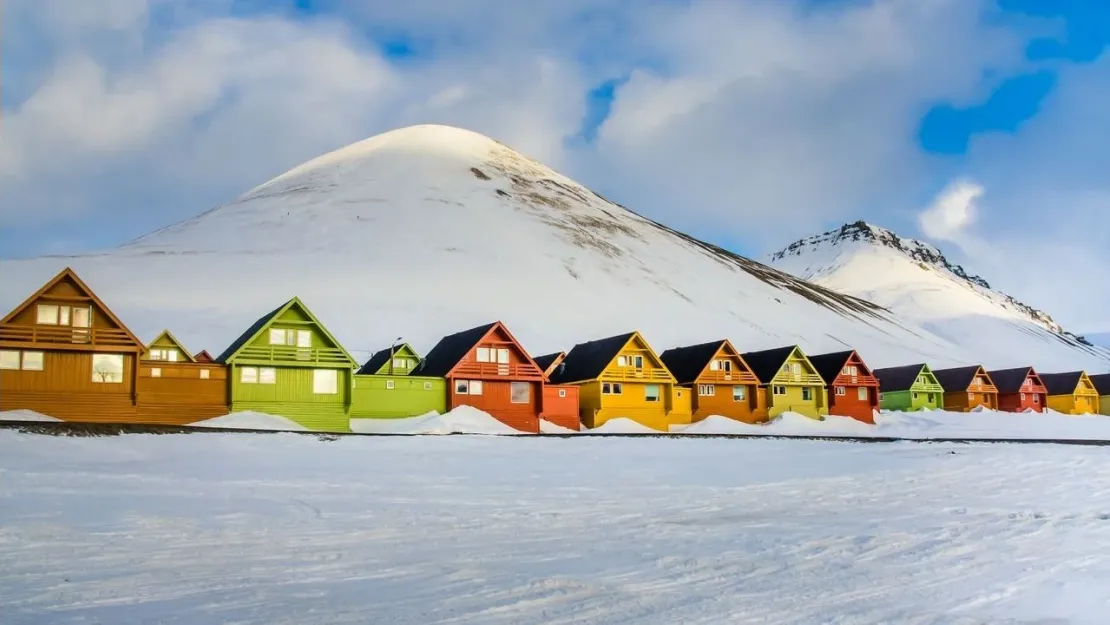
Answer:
top-left (0, 267), bottom-right (143, 349)
top-left (702, 340), bottom-right (757, 381)
top-left (788, 346), bottom-right (820, 376)
top-left (443, 321), bottom-right (543, 379)
top-left (612, 332), bottom-right (676, 383)
top-left (146, 329), bottom-right (196, 362)
top-left (844, 351), bottom-right (876, 378)
top-left (219, 297), bottom-right (356, 366)
top-left (362, 343), bottom-right (421, 375)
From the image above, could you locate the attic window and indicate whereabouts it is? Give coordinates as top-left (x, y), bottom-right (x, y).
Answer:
top-left (392, 358), bottom-right (409, 369)
top-left (150, 348), bottom-right (179, 362)
top-left (36, 305), bottom-right (59, 325)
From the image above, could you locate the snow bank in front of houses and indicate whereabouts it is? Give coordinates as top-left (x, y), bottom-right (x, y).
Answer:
top-left (187, 412), bottom-right (308, 432)
top-left (587, 418), bottom-right (666, 434)
top-left (0, 410), bottom-right (62, 423)
top-left (540, 419), bottom-right (580, 434)
top-left (350, 406), bottom-right (529, 435)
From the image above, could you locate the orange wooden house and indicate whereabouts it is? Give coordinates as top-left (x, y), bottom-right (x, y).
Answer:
top-left (933, 365), bottom-right (999, 411)
top-left (0, 268), bottom-right (145, 422)
top-left (413, 322), bottom-right (576, 433)
top-left (137, 329), bottom-right (229, 424)
top-left (659, 339), bottom-right (767, 423)
top-left (808, 350), bottom-right (880, 423)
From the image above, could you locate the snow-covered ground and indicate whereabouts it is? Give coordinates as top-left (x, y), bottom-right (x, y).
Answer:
top-left (2, 431), bottom-right (1109, 624)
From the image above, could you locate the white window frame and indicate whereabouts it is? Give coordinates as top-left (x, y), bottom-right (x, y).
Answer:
top-left (698, 384), bottom-right (715, 397)
top-left (22, 351), bottom-right (44, 371)
top-left (296, 330), bottom-right (312, 348)
top-left (617, 355), bottom-right (628, 367)
top-left (469, 380), bottom-right (483, 395)
top-left (912, 391), bottom-right (920, 400)
top-left (476, 347), bottom-right (491, 363)
top-left (241, 367), bottom-right (259, 383)
top-left (1032, 394), bottom-right (1039, 403)
top-left (259, 367), bottom-right (277, 384)
top-left (709, 360), bottom-right (720, 371)
top-left (858, 386), bottom-right (869, 401)
top-left (37, 304), bottom-right (59, 325)
top-left (558, 389), bottom-right (567, 398)
top-left (497, 348), bottom-right (510, 365)
top-left (91, 354), bottom-right (125, 384)
top-left (633, 355), bottom-right (644, 369)
top-left (151, 367), bottom-right (162, 378)
top-left (71, 307), bottom-right (91, 328)
top-left (269, 328), bottom-right (286, 345)
top-left (644, 384), bottom-right (661, 403)
top-left (968, 392), bottom-right (975, 401)
top-left (835, 386), bottom-right (846, 396)
top-left (0, 350), bottom-right (21, 370)
top-left (385, 379), bottom-right (396, 390)
top-left (58, 306), bottom-right (71, 326)
top-left (602, 382), bottom-right (611, 394)
top-left (722, 360), bottom-right (732, 372)
top-left (392, 357), bottom-right (408, 369)
top-left (199, 369), bottom-right (210, 380)
top-left (732, 385), bottom-right (746, 402)
top-left (510, 382), bottom-right (530, 404)
top-left (456, 380), bottom-right (469, 394)
top-left (1020, 392), bottom-right (1026, 401)
top-left (313, 369), bottom-right (338, 395)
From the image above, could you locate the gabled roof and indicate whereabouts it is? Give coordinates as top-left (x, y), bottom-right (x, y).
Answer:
top-left (357, 343), bottom-right (417, 375)
top-left (740, 346), bottom-right (798, 384)
top-left (549, 332), bottom-right (637, 384)
top-left (194, 350), bottom-right (215, 363)
top-left (0, 267), bottom-right (143, 348)
top-left (1091, 374), bottom-right (1110, 395)
top-left (807, 351), bottom-right (855, 385)
top-left (412, 323), bottom-right (498, 377)
top-left (533, 352), bottom-right (565, 376)
top-left (873, 364), bottom-right (928, 393)
top-left (1040, 371), bottom-right (1086, 396)
top-left (146, 329), bottom-right (195, 362)
top-left (216, 297), bottom-right (355, 366)
top-left (660, 340), bottom-right (727, 385)
top-left (932, 366), bottom-right (987, 392)
top-left (987, 367), bottom-right (1036, 393)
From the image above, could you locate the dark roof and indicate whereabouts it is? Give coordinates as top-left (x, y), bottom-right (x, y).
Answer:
top-left (411, 323), bottom-right (497, 377)
top-left (932, 366), bottom-right (984, 392)
top-left (549, 333), bottom-right (636, 384)
top-left (660, 341), bottom-right (726, 385)
top-left (216, 301), bottom-right (287, 364)
top-left (533, 352), bottom-right (564, 375)
top-left (872, 364), bottom-right (927, 392)
top-left (357, 346), bottom-right (402, 375)
top-left (740, 346), bottom-right (796, 384)
top-left (807, 351), bottom-right (854, 385)
top-left (1091, 374), bottom-right (1110, 395)
top-left (987, 367), bottom-right (1034, 393)
top-left (1040, 372), bottom-right (1084, 395)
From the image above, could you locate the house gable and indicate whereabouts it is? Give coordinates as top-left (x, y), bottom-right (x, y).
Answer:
top-left (144, 330), bottom-right (196, 362)
top-left (598, 332), bottom-right (674, 384)
top-left (934, 366), bottom-right (996, 393)
top-left (988, 367), bottom-right (1045, 394)
top-left (217, 297), bottom-right (355, 368)
top-left (358, 343), bottom-right (421, 375)
top-left (809, 350), bottom-right (878, 387)
top-left (0, 267), bottom-right (142, 351)
top-left (415, 321), bottom-right (544, 381)
top-left (1041, 372), bottom-right (1094, 397)
top-left (661, 340), bottom-right (757, 386)
top-left (766, 347), bottom-right (822, 386)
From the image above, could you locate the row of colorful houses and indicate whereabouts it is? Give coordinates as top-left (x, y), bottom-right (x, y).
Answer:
top-left (1, 268), bottom-right (1107, 433)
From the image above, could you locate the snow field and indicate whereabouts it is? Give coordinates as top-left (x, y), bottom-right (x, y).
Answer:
top-left (2, 431), bottom-right (1109, 624)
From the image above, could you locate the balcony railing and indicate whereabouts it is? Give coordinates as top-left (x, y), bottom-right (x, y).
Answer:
top-left (776, 373), bottom-right (826, 385)
top-left (236, 345), bottom-right (351, 365)
top-left (453, 362), bottom-right (543, 378)
top-left (701, 371), bottom-right (759, 384)
top-left (0, 325), bottom-right (136, 347)
top-left (602, 368), bottom-right (673, 382)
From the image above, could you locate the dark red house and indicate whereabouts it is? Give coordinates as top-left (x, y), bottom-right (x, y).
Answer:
top-left (808, 350), bottom-right (880, 423)
top-left (413, 321), bottom-right (548, 433)
top-left (988, 367), bottom-right (1047, 413)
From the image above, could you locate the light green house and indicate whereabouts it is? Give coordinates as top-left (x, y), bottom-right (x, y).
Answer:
top-left (873, 363), bottom-right (944, 411)
top-left (350, 343), bottom-right (447, 419)
top-left (217, 297), bottom-right (357, 432)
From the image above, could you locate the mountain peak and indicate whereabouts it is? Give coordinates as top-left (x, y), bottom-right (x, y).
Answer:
top-left (771, 221), bottom-right (991, 289)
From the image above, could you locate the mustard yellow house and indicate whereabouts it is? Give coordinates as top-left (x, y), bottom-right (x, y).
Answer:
top-left (549, 332), bottom-right (691, 430)
top-left (741, 345), bottom-right (829, 419)
top-left (1041, 371), bottom-right (1101, 415)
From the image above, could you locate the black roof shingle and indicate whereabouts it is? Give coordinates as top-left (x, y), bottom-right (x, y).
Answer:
top-left (872, 364), bottom-right (928, 393)
top-left (659, 341), bottom-right (726, 385)
top-left (1040, 372), bottom-right (1085, 396)
top-left (986, 367), bottom-right (1035, 393)
top-left (740, 346), bottom-right (797, 384)
top-left (549, 333), bottom-right (637, 384)
top-left (1091, 373), bottom-right (1110, 395)
top-left (411, 323), bottom-right (498, 377)
top-left (932, 366), bottom-right (985, 392)
top-left (216, 301), bottom-right (287, 364)
top-left (806, 351), bottom-right (856, 385)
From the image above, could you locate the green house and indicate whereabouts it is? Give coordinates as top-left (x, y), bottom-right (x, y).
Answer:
top-left (216, 297), bottom-right (357, 431)
top-left (350, 343), bottom-right (447, 419)
top-left (873, 363), bottom-right (944, 411)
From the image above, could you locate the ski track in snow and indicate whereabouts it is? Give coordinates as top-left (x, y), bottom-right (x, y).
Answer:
top-left (2, 432), bottom-right (1110, 624)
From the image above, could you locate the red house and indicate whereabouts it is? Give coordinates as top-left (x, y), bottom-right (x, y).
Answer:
top-left (988, 367), bottom-right (1047, 413)
top-left (413, 322), bottom-right (548, 433)
top-left (808, 350), bottom-right (880, 423)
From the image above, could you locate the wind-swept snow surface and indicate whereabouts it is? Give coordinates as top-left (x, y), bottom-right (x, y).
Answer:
top-left (2, 432), bottom-right (1110, 624)
top-left (4, 124), bottom-right (1097, 373)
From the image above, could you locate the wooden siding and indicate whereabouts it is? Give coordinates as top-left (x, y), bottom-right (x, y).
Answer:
top-left (137, 362), bottom-right (228, 424)
top-left (879, 389), bottom-right (942, 412)
top-left (763, 348), bottom-right (828, 419)
top-left (541, 385), bottom-right (580, 430)
top-left (449, 378), bottom-right (541, 433)
top-left (690, 383), bottom-right (767, 423)
top-left (580, 333), bottom-right (681, 430)
top-left (997, 390), bottom-right (1046, 413)
top-left (228, 365), bottom-right (351, 431)
top-left (350, 375), bottom-right (447, 418)
top-left (0, 352), bottom-right (138, 421)
top-left (820, 352), bottom-right (879, 423)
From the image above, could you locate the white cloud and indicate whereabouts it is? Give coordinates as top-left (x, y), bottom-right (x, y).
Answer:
top-left (918, 179), bottom-right (984, 248)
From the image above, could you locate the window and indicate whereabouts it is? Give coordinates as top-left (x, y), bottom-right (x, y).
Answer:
top-left (59, 306), bottom-right (71, 325)
top-left (149, 348), bottom-right (179, 362)
top-left (968, 392), bottom-right (975, 401)
top-left (476, 347), bottom-right (491, 362)
top-left (241, 367), bottom-right (259, 383)
top-left (72, 307), bottom-right (90, 328)
top-left (558, 389), bottom-right (567, 398)
top-left (917, 376), bottom-right (925, 385)
top-left (773, 385), bottom-right (787, 396)
top-left (603, 382), bottom-right (623, 395)
top-left (698, 384), bottom-right (715, 396)
top-left (151, 367), bottom-right (162, 378)
top-left (91, 354), bottom-right (124, 383)
top-left (1023, 378), bottom-right (1031, 387)
top-left (259, 368), bottom-right (276, 384)
top-left (617, 356), bottom-right (628, 367)
top-left (269, 329), bottom-right (285, 345)
top-left (199, 369), bottom-right (210, 380)
top-left (974, 378), bottom-right (982, 387)
top-left (469, 380), bottom-right (483, 395)
top-left (0, 350), bottom-right (20, 370)
top-left (1020, 392), bottom-right (1026, 401)
top-left (835, 386), bottom-right (846, 396)
top-left (510, 382), bottom-right (530, 404)
top-left (296, 331), bottom-right (311, 348)
top-left (1032, 394), bottom-right (1039, 404)
top-left (497, 349), bottom-right (510, 364)
top-left (733, 385), bottom-right (746, 402)
top-left (21, 351), bottom-right (44, 371)
top-left (644, 384), bottom-right (660, 402)
top-left (633, 355), bottom-right (643, 369)
top-left (456, 380), bottom-right (469, 394)
top-left (791, 363), bottom-right (801, 375)
top-left (721, 360), bottom-right (732, 372)
top-left (423, 381), bottom-right (432, 391)
top-left (802, 387), bottom-right (813, 401)
top-left (928, 393), bottom-right (936, 403)
top-left (386, 380), bottom-right (396, 390)
top-left (392, 358), bottom-right (408, 369)
top-left (313, 369), bottom-right (338, 394)
top-left (912, 392), bottom-right (919, 400)
top-left (709, 360), bottom-right (719, 371)
top-left (858, 387), bottom-right (869, 401)
top-left (37, 304), bottom-right (59, 324)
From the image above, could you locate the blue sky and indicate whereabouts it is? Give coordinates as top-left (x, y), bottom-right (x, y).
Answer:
top-left (1, 0), bottom-right (1108, 332)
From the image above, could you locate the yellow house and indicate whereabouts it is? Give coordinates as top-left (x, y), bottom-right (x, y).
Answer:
top-left (1041, 371), bottom-right (1101, 415)
top-left (1093, 374), bottom-right (1110, 416)
top-left (740, 345), bottom-right (829, 419)
top-left (549, 331), bottom-right (691, 430)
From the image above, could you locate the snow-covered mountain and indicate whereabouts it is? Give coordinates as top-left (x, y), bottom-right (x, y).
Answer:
top-left (1, 125), bottom-right (1105, 372)
top-left (769, 221), bottom-right (1108, 370)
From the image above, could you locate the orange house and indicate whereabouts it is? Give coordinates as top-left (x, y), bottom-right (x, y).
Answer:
top-left (933, 365), bottom-right (999, 411)
top-left (533, 351), bottom-right (580, 430)
top-left (659, 339), bottom-right (767, 423)
top-left (0, 268), bottom-right (145, 422)
top-left (137, 329), bottom-right (229, 424)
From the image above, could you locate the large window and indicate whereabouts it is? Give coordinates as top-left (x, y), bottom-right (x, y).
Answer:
top-left (857, 387), bottom-right (869, 401)
top-left (241, 367), bottom-right (259, 383)
top-left (644, 384), bottom-right (660, 403)
top-left (510, 382), bottom-right (530, 404)
top-left (269, 328), bottom-right (312, 347)
top-left (259, 368), bottom-right (276, 384)
top-left (733, 385), bottom-right (746, 402)
top-left (36, 304), bottom-right (59, 325)
top-left (476, 348), bottom-right (510, 364)
top-left (0, 350), bottom-right (22, 370)
top-left (91, 354), bottom-right (124, 383)
top-left (313, 369), bottom-right (338, 394)
top-left (37, 304), bottom-right (91, 327)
